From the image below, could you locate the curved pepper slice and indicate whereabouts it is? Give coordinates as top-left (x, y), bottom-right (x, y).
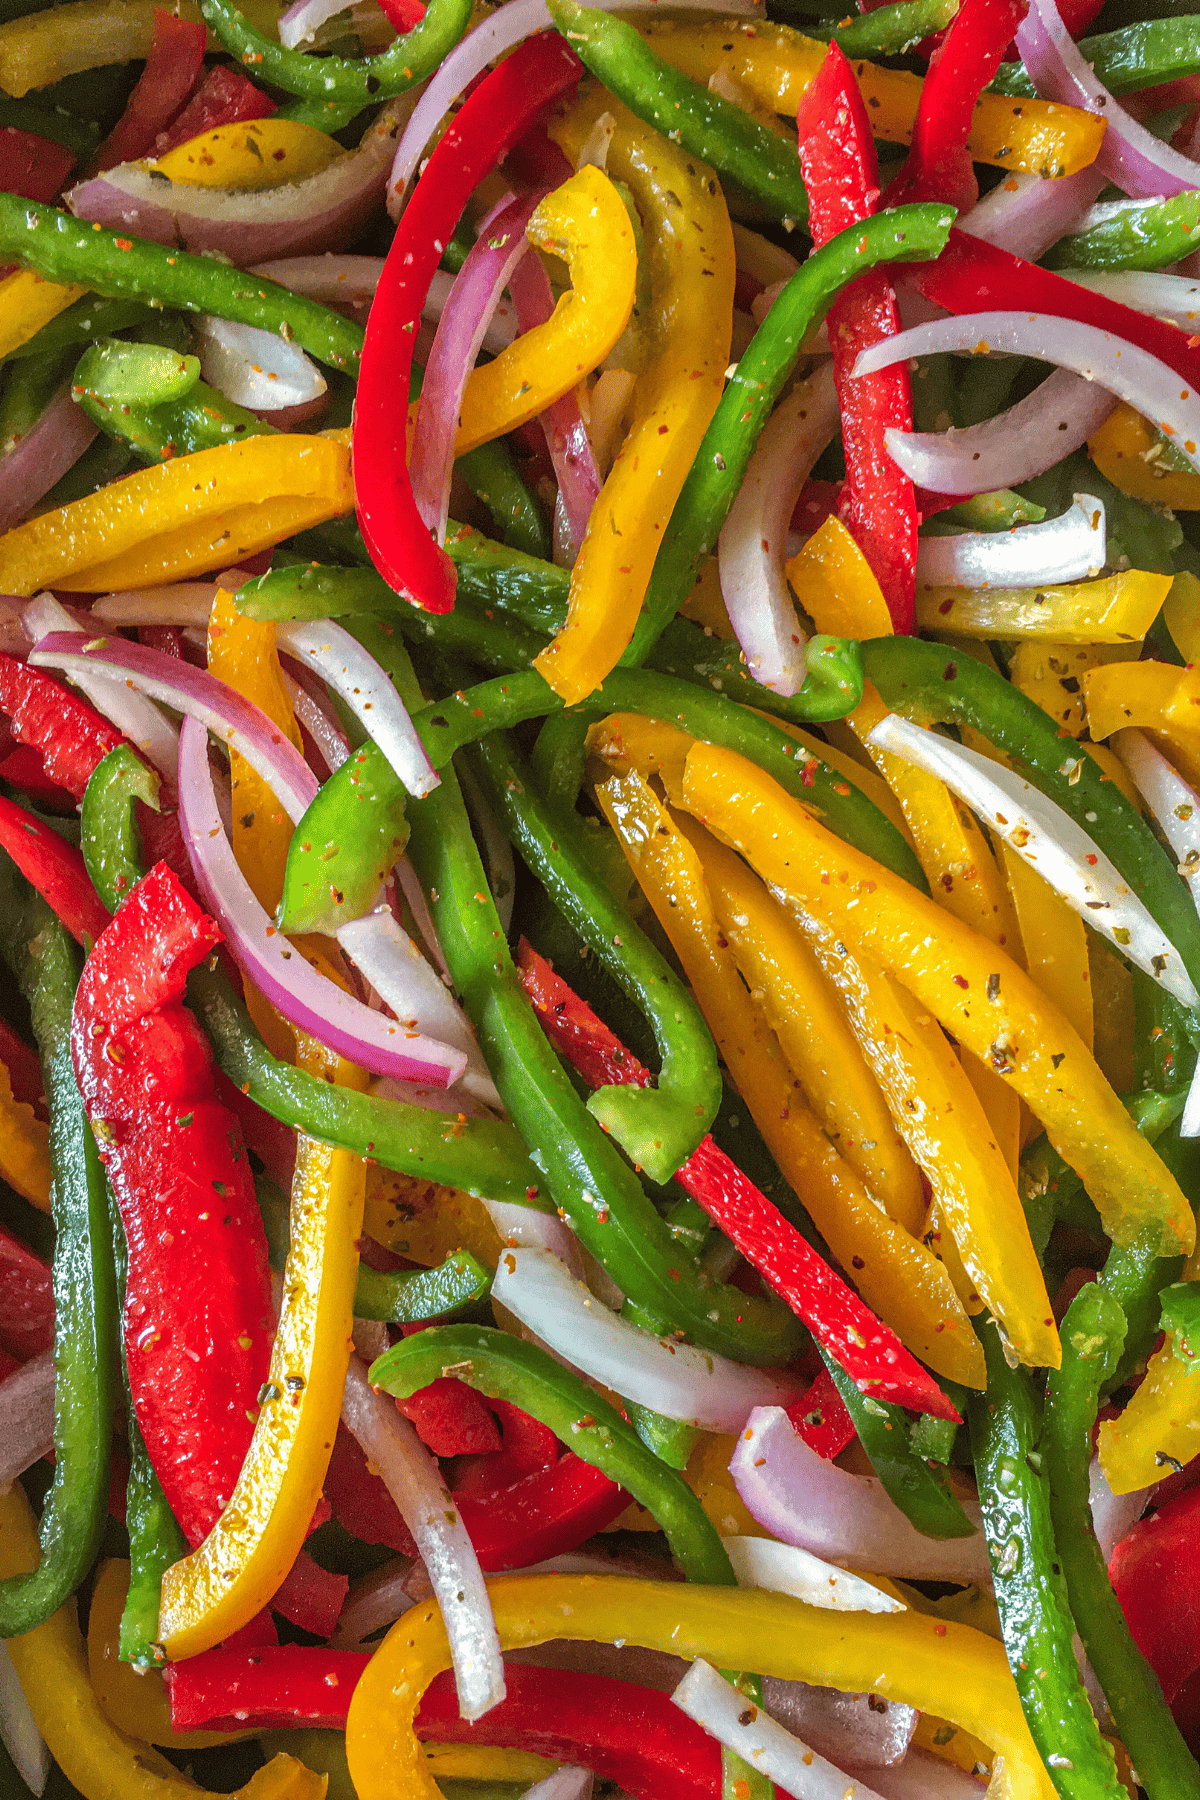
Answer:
top-left (149, 118), bottom-right (343, 189)
top-left (88, 1559), bottom-right (239, 1752)
top-left (1090, 404), bottom-right (1200, 510)
top-left (0, 1060), bottom-right (51, 1212)
top-left (0, 653), bottom-right (125, 802)
top-left (0, 269), bottom-right (87, 359)
top-left (454, 165), bottom-right (636, 457)
top-left (916, 568), bottom-right (1170, 643)
top-left (0, 793), bottom-right (111, 947)
top-left (87, 8), bottom-right (206, 176)
top-left (70, 861), bottom-right (275, 1547)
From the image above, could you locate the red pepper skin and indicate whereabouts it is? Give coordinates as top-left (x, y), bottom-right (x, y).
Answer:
top-left (0, 795), bottom-right (111, 946)
top-left (70, 861), bottom-right (274, 1547)
top-left (397, 1376), bottom-right (503, 1457)
top-left (786, 1367), bottom-right (856, 1459)
top-left (0, 128), bottom-right (74, 202)
top-left (0, 1015), bottom-right (47, 1115)
top-left (323, 1424), bottom-right (418, 1557)
top-left (270, 1549), bottom-right (346, 1639)
top-left (517, 943), bottom-right (959, 1422)
top-left (168, 1646), bottom-right (370, 1733)
top-left (1110, 1486), bottom-right (1200, 1706)
top-left (0, 744), bottom-right (75, 813)
top-left (795, 46), bottom-right (918, 633)
top-left (153, 65), bottom-right (277, 156)
top-left (353, 31), bottom-right (580, 614)
top-left (376, 0), bottom-right (427, 28)
top-left (0, 657), bottom-right (126, 804)
top-left (86, 8), bottom-right (207, 176)
top-left (451, 1397), bottom-right (559, 1500)
top-left (0, 1222), bottom-right (54, 1360)
top-left (886, 0), bottom-right (1028, 210)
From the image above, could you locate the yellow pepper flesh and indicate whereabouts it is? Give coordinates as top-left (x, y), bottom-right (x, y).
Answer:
top-left (0, 270), bottom-right (87, 360)
top-left (86, 1561), bottom-right (241, 1751)
top-left (1089, 403), bottom-right (1200, 510)
top-left (455, 166), bottom-right (637, 457)
top-left (151, 120), bottom-right (344, 189)
top-left (680, 741), bottom-right (1195, 1259)
top-left (786, 514), bottom-right (894, 640)
top-left (915, 569), bottom-right (1169, 644)
top-left (1165, 571), bottom-right (1200, 663)
top-left (1081, 659), bottom-right (1200, 791)
top-left (1009, 641), bottom-right (1135, 739)
top-left (345, 1571), bottom-right (1054, 1800)
top-left (0, 1052), bottom-right (51, 1210)
top-left (0, 0), bottom-right (278, 96)
top-left (363, 1166), bottom-right (504, 1269)
top-left (1098, 1341), bottom-right (1200, 1494)
top-left (1001, 845), bottom-right (1093, 1051)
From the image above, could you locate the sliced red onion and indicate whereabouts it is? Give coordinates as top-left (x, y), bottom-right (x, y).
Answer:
top-left (91, 583), bottom-right (218, 629)
top-left (841, 1752), bottom-right (986, 1797)
top-left (396, 854), bottom-right (448, 977)
top-left (0, 601), bottom-right (28, 656)
top-left (22, 597), bottom-right (179, 777)
top-left (1089, 1454), bottom-right (1152, 1563)
top-left (1065, 270), bottom-right (1200, 327)
top-left (722, 1535), bottom-right (904, 1614)
top-left (508, 245), bottom-right (601, 563)
top-left (886, 366), bottom-right (1117, 495)
top-left (68, 100), bottom-right (410, 267)
top-left (762, 1680), bottom-right (917, 1774)
top-left (1015, 0), bottom-right (1200, 200)
top-left (250, 254), bottom-right (384, 312)
top-left (426, 270), bottom-right (516, 353)
top-left (958, 165), bottom-right (1106, 262)
top-left (857, 311), bottom-right (1200, 472)
top-left (329, 1556), bottom-right (415, 1650)
top-left (673, 1660), bottom-right (888, 1800)
top-left (178, 717), bottom-right (466, 1086)
top-left (730, 1408), bottom-right (989, 1581)
top-left (280, 672), bottom-right (350, 776)
top-left (0, 1642), bottom-right (48, 1798)
top-left (410, 190), bottom-right (542, 545)
top-left (341, 1355), bottom-right (505, 1721)
top-left (274, 618), bottom-right (437, 798)
top-left (0, 383), bottom-right (98, 536)
top-left (916, 493), bottom-right (1106, 588)
top-left (523, 1771), bottom-right (593, 1800)
top-left (0, 1348), bottom-right (55, 1491)
top-left (868, 712), bottom-right (1200, 1008)
top-left (195, 317), bottom-right (327, 414)
top-left (718, 363), bottom-right (839, 697)
top-left (483, 1200), bottom-right (587, 1280)
top-left (492, 1249), bottom-right (805, 1431)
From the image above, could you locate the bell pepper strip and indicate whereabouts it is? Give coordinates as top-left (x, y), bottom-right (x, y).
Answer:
top-left (0, 1221), bottom-right (53, 1357)
top-left (89, 1559), bottom-right (240, 1752)
top-left (353, 33), bottom-right (581, 616)
top-left (1110, 1484), bottom-right (1200, 1709)
top-left (1049, 188), bottom-right (1200, 275)
top-left (354, 1250), bottom-right (492, 1324)
top-left (649, 618), bottom-right (864, 724)
top-left (622, 204), bottom-right (955, 664)
top-left (788, 1367), bottom-right (857, 1459)
top-left (795, 45), bottom-right (918, 630)
top-left (154, 65), bottom-right (278, 156)
top-left (1081, 661), bottom-right (1200, 792)
top-left (916, 569), bottom-right (1170, 643)
top-left (969, 1325), bottom-right (1123, 1800)
top-left (546, 0), bottom-right (810, 227)
top-left (518, 938), bottom-right (960, 1420)
top-left (198, 0), bottom-right (472, 102)
top-left (0, 126), bottom-right (75, 201)
top-left (0, 862), bottom-right (117, 1639)
top-left (1098, 1325), bottom-right (1200, 1493)
top-left (786, 515), bottom-right (895, 641)
top-left (1003, 846), bottom-right (1096, 1049)
top-left (864, 634), bottom-right (1200, 996)
top-left (679, 741), bottom-right (1196, 1261)
top-left (399, 1377), bottom-right (502, 1458)
top-left (0, 654), bottom-right (125, 803)
top-left (0, 795), bottom-right (111, 947)
top-left (87, 10), bottom-right (206, 176)
top-left (121, 1406), bottom-right (188, 1670)
top-left (70, 861), bottom-right (275, 1548)
top-left (148, 118), bottom-right (344, 190)
top-left (1089, 404), bottom-right (1200, 511)
top-left (81, 746), bottom-right (160, 915)
top-left (168, 1645), bottom-right (369, 1734)
top-left (348, 1568), bottom-right (1053, 1800)
top-left (534, 92), bottom-right (734, 701)
top-left (467, 732), bottom-right (720, 1183)
top-left (0, 1054), bottom-right (51, 1213)
top-left (594, 769), bottom-right (984, 1387)
top-left (0, 271), bottom-right (89, 361)
top-left (405, 755), bottom-right (799, 1367)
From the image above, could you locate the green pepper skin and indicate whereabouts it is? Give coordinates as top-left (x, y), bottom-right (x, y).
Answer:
top-left (993, 17), bottom-right (1200, 96)
top-left (969, 1324), bottom-right (1124, 1800)
top-left (370, 1323), bottom-right (735, 1583)
top-left (647, 620), bottom-right (864, 726)
top-left (0, 857), bottom-right (117, 1637)
top-left (353, 1251), bottom-right (493, 1325)
top-left (821, 1353), bottom-right (977, 1541)
top-left (1048, 190), bottom-right (1200, 273)
top-left (81, 745), bottom-right (158, 913)
top-left (1045, 1283), bottom-right (1200, 1800)
top-left (470, 731), bottom-right (722, 1183)
top-left (816, 0), bottom-right (960, 54)
top-left (73, 337), bottom-right (200, 410)
top-left (0, 347), bottom-right (74, 450)
top-left (4, 296), bottom-right (158, 369)
top-left (200, 0), bottom-right (473, 99)
top-left (456, 441), bottom-right (550, 563)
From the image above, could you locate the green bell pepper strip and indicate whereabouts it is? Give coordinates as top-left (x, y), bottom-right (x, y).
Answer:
top-left (199, 0), bottom-right (473, 100)
top-left (820, 1351), bottom-right (976, 1540)
top-left (0, 855), bottom-right (117, 1637)
top-left (81, 745), bottom-right (157, 914)
top-left (456, 440), bottom-right (550, 563)
top-left (969, 1322), bottom-right (1124, 1800)
top-left (529, 707), bottom-right (600, 815)
top-left (864, 634), bottom-right (1200, 991)
top-left (546, 0), bottom-right (809, 227)
top-left (72, 337), bottom-right (200, 410)
top-left (278, 732), bottom-right (410, 934)
top-left (992, 16), bottom-right (1200, 96)
top-left (4, 295), bottom-right (161, 369)
top-left (622, 204), bottom-right (957, 667)
top-left (75, 370), bottom-right (274, 464)
top-left (370, 1322), bottom-right (735, 1583)
top-left (647, 620), bottom-right (863, 726)
top-left (353, 1251), bottom-right (493, 1325)
top-left (0, 195), bottom-right (365, 374)
top-left (1045, 1282), bottom-right (1200, 1800)
top-left (273, 96), bottom-right (366, 132)
top-left (469, 730), bottom-right (722, 1184)
top-left (928, 489), bottom-right (1046, 531)
top-left (0, 92), bottom-right (99, 155)
top-left (815, 0), bottom-right (961, 55)
top-left (404, 756), bottom-right (802, 1367)
top-left (1047, 190), bottom-right (1200, 273)
top-left (0, 345), bottom-right (73, 450)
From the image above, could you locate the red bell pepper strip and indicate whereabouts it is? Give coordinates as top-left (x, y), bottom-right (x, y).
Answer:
top-left (517, 942), bottom-right (960, 1423)
top-left (451, 1397), bottom-right (559, 1500)
top-left (0, 795), bottom-right (111, 946)
top-left (168, 1645), bottom-right (370, 1733)
top-left (397, 1375), bottom-right (503, 1457)
top-left (0, 1222), bottom-right (54, 1360)
top-left (1110, 1485), bottom-right (1200, 1706)
top-left (153, 65), bottom-right (277, 157)
top-left (0, 744), bottom-right (75, 814)
top-left (86, 9), bottom-right (208, 176)
top-left (323, 1424), bottom-right (418, 1557)
top-left (353, 30), bottom-right (580, 614)
top-left (786, 1367), bottom-right (857, 1460)
top-left (214, 1068), bottom-right (297, 1190)
top-left (0, 656), bottom-right (125, 805)
top-left (270, 1549), bottom-right (347, 1639)
top-left (0, 1015), bottom-right (46, 1115)
top-left (70, 860), bottom-right (274, 1547)
top-left (0, 128), bottom-right (74, 203)
top-left (795, 44), bottom-right (918, 633)
top-left (376, 0), bottom-right (427, 29)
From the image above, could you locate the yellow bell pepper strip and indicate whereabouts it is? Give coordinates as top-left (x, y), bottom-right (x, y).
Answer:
top-left (0, 269), bottom-right (87, 359)
top-left (1008, 641), bottom-right (1134, 738)
top-left (595, 768), bottom-right (984, 1386)
top-left (915, 569), bottom-right (1171, 643)
top-left (536, 92), bottom-right (734, 701)
top-left (87, 1561), bottom-right (242, 1752)
top-left (0, 433), bottom-right (352, 597)
top-left (1098, 1334), bottom-right (1200, 1493)
top-left (157, 1032), bottom-right (367, 1661)
top-left (1001, 845), bottom-right (1094, 1051)
top-left (631, 14), bottom-right (1105, 179)
top-left (0, 0), bottom-right (278, 97)
top-left (0, 1484), bottom-right (325, 1800)
top-left (1081, 659), bottom-right (1200, 791)
top-left (786, 514), bottom-right (895, 641)
top-left (1090, 403), bottom-right (1200, 510)
top-left (684, 1432), bottom-right (768, 1539)
top-left (0, 1050), bottom-right (51, 1210)
top-left (1165, 570), bottom-right (1200, 663)
top-left (422, 1745), bottom-right (559, 1783)
top-left (363, 1165), bottom-right (505, 1270)
top-left (679, 740), bottom-right (1196, 1260)
top-left (454, 166), bottom-right (637, 458)
top-left (345, 1570), bottom-right (1054, 1800)
top-left (150, 119), bottom-right (344, 189)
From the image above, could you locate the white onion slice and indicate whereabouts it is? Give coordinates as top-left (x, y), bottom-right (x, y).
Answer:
top-left (916, 494), bottom-right (1106, 589)
top-left (0, 1642), bottom-right (48, 1797)
top-left (855, 311), bottom-right (1200, 472)
top-left (523, 1770), bottom-right (593, 1800)
top-left (1089, 1455), bottom-right (1152, 1564)
top-left (868, 712), bottom-right (1200, 1008)
top-left (0, 1348), bottom-right (55, 1492)
top-left (195, 317), bottom-right (327, 413)
top-left (730, 1408), bottom-right (989, 1581)
top-left (91, 583), bottom-right (218, 629)
top-left (279, 0), bottom-right (357, 46)
top-left (958, 166), bottom-right (1106, 262)
top-left (22, 596), bottom-right (179, 777)
top-left (762, 1681), bottom-right (917, 1773)
top-left (483, 1200), bottom-right (586, 1279)
top-left (1064, 270), bottom-right (1200, 328)
top-left (673, 1660), bottom-right (888, 1800)
top-left (718, 363), bottom-right (839, 697)
top-left (722, 1535), bottom-right (903, 1614)
top-left (1015, 0), bottom-right (1200, 200)
top-left (842, 1752), bottom-right (986, 1797)
top-left (885, 366), bottom-right (1116, 495)
top-left (250, 254), bottom-right (384, 310)
top-left (491, 1249), bottom-right (805, 1431)
top-left (274, 617), bottom-right (437, 798)
top-left (341, 1356), bottom-right (505, 1721)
